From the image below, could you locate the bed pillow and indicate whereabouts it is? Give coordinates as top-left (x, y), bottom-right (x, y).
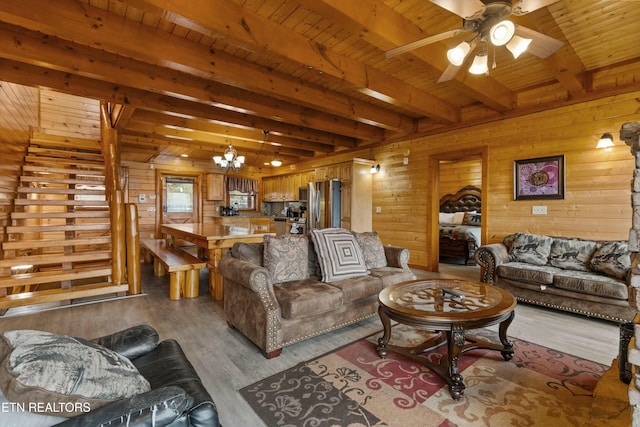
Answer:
top-left (0, 330), bottom-right (150, 417)
top-left (263, 234), bottom-right (309, 283)
top-left (590, 241), bottom-right (631, 279)
top-left (509, 233), bottom-right (553, 266)
top-left (439, 212), bottom-right (455, 224)
top-left (452, 212), bottom-right (466, 225)
top-left (311, 228), bottom-right (369, 282)
top-left (467, 213), bottom-right (481, 226)
top-left (353, 231), bottom-right (387, 269)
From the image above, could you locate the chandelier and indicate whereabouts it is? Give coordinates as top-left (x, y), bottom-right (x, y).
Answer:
top-left (213, 143), bottom-right (245, 172)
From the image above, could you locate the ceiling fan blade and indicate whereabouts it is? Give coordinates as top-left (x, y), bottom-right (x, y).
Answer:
top-left (429, 0), bottom-right (485, 19)
top-left (437, 63), bottom-right (461, 83)
top-left (385, 29), bottom-right (465, 59)
top-left (512, 0), bottom-right (561, 16)
top-left (514, 25), bottom-right (564, 58)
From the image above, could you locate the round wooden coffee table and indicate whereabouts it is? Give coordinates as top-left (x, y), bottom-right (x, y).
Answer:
top-left (377, 279), bottom-right (516, 400)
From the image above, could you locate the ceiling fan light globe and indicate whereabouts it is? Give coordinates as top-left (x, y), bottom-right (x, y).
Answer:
top-left (446, 41), bottom-right (471, 66)
top-left (468, 54), bottom-right (489, 74)
top-left (506, 36), bottom-right (532, 58)
top-left (490, 20), bottom-right (515, 46)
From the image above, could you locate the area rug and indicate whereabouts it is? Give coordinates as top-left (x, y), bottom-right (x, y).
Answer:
top-left (240, 325), bottom-right (609, 427)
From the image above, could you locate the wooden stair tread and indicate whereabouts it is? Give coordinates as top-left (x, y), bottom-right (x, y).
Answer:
top-left (17, 187), bottom-right (105, 195)
top-left (2, 237), bottom-right (112, 250)
top-left (0, 250), bottom-right (112, 268)
top-left (21, 176), bottom-right (105, 185)
top-left (0, 283), bottom-right (129, 310)
top-left (14, 199), bottom-right (108, 206)
top-left (23, 165), bottom-right (105, 176)
top-left (28, 146), bottom-right (104, 161)
top-left (0, 267), bottom-right (112, 288)
top-left (25, 155), bottom-right (105, 168)
top-left (10, 211), bottom-right (110, 219)
top-left (7, 224), bottom-right (110, 233)
top-left (30, 134), bottom-right (102, 151)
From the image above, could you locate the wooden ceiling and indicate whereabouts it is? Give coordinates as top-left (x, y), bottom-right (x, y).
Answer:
top-left (0, 0), bottom-right (638, 167)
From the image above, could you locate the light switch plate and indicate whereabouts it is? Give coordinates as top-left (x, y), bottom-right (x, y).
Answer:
top-left (532, 205), bottom-right (547, 215)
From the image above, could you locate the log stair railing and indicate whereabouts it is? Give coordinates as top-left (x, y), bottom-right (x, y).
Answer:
top-left (0, 133), bottom-right (128, 313)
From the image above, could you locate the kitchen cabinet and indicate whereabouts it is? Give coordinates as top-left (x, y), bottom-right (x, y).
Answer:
top-left (262, 171), bottom-right (312, 201)
top-left (205, 174), bottom-right (224, 201)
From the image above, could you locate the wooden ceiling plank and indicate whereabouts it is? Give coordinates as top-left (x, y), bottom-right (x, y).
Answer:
top-left (125, 0), bottom-right (457, 123)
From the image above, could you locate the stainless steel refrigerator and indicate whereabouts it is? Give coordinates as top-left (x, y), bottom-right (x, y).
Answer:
top-left (308, 179), bottom-right (341, 230)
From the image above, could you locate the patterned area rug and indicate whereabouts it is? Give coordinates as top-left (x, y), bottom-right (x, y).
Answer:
top-left (240, 325), bottom-right (610, 426)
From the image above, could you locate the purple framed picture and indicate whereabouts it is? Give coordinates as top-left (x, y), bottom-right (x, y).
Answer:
top-left (514, 155), bottom-right (565, 200)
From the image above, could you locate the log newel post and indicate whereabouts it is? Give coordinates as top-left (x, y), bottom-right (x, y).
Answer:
top-left (125, 203), bottom-right (141, 294)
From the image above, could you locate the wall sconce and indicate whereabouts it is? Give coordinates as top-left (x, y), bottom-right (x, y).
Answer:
top-left (370, 164), bottom-right (380, 174)
top-left (596, 133), bottom-right (614, 148)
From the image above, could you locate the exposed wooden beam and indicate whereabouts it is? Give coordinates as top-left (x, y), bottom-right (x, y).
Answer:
top-left (0, 58), bottom-right (359, 149)
top-left (0, 0), bottom-right (420, 134)
top-left (120, 0), bottom-right (459, 123)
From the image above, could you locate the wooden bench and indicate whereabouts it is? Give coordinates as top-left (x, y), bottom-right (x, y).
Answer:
top-left (140, 239), bottom-right (206, 300)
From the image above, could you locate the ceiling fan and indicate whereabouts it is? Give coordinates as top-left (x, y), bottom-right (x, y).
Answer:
top-left (386, 0), bottom-right (564, 82)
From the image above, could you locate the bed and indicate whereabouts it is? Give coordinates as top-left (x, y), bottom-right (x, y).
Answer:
top-left (438, 185), bottom-right (482, 265)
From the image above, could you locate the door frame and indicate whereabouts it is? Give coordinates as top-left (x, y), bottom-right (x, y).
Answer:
top-left (154, 169), bottom-right (204, 238)
top-left (427, 146), bottom-right (488, 271)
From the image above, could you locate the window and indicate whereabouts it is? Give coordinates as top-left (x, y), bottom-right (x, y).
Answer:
top-left (227, 177), bottom-right (258, 211)
top-left (165, 177), bottom-right (194, 213)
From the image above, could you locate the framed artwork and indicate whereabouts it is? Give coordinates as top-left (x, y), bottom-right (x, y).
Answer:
top-left (514, 155), bottom-right (565, 200)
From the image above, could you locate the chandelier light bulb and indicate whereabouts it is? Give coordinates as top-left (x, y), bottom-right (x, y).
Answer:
top-left (213, 156), bottom-right (222, 164)
top-left (506, 36), bottom-right (532, 59)
top-left (446, 41), bottom-right (471, 66)
top-left (468, 53), bottom-right (489, 75)
top-left (489, 20), bottom-right (515, 46)
top-left (237, 155), bottom-right (245, 164)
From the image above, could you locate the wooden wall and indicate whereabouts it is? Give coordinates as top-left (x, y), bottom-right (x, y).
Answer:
top-left (367, 91), bottom-right (640, 270)
top-left (438, 158), bottom-right (482, 199)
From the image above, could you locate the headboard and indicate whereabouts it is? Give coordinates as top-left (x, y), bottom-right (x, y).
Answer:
top-left (439, 185), bottom-right (482, 213)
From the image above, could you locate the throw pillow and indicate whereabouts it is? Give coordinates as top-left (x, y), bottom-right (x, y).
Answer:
top-left (467, 213), bottom-right (481, 226)
top-left (590, 241), bottom-right (631, 279)
top-left (311, 228), bottom-right (369, 282)
top-left (263, 234), bottom-right (309, 283)
top-left (549, 238), bottom-right (598, 272)
top-left (353, 231), bottom-right (387, 269)
top-left (509, 233), bottom-right (553, 266)
top-left (0, 330), bottom-right (151, 417)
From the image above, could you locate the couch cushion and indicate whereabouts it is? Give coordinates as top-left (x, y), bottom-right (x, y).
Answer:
top-left (311, 228), bottom-right (369, 282)
top-left (325, 275), bottom-right (383, 304)
top-left (273, 278), bottom-right (343, 319)
top-left (263, 235), bottom-right (309, 283)
top-left (590, 241), bottom-right (631, 280)
top-left (232, 242), bottom-right (264, 266)
top-left (369, 267), bottom-right (417, 287)
top-left (553, 270), bottom-right (629, 300)
top-left (509, 233), bottom-right (553, 266)
top-left (497, 261), bottom-right (560, 285)
top-left (353, 231), bottom-right (387, 269)
top-left (0, 330), bottom-right (151, 417)
top-left (548, 238), bottom-right (598, 272)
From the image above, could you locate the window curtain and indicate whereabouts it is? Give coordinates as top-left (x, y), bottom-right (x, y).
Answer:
top-left (226, 177), bottom-right (258, 194)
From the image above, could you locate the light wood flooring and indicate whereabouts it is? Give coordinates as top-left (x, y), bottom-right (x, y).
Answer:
top-left (0, 262), bottom-right (623, 427)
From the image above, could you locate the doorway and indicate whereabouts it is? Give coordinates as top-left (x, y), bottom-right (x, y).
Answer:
top-left (428, 148), bottom-right (488, 271)
top-left (156, 171), bottom-right (203, 237)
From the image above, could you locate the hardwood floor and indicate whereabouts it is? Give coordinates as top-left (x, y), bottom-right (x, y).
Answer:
top-left (0, 262), bottom-right (622, 427)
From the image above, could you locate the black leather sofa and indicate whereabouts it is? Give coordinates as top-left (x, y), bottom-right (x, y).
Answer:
top-left (57, 324), bottom-right (219, 427)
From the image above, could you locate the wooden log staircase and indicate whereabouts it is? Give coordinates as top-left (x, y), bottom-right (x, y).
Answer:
top-left (0, 133), bottom-right (129, 313)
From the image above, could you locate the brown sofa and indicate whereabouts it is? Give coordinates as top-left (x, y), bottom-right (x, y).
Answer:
top-left (475, 232), bottom-right (637, 322)
top-left (218, 229), bottom-right (415, 358)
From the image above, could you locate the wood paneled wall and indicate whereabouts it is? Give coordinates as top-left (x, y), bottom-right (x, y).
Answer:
top-left (439, 158), bottom-right (482, 199)
top-left (367, 91), bottom-right (639, 270)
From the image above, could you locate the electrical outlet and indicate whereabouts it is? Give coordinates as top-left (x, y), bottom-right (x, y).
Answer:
top-left (375, 206), bottom-right (382, 213)
top-left (532, 205), bottom-right (547, 215)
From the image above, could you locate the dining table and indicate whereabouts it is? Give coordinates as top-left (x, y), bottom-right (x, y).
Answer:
top-left (161, 222), bottom-right (274, 300)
